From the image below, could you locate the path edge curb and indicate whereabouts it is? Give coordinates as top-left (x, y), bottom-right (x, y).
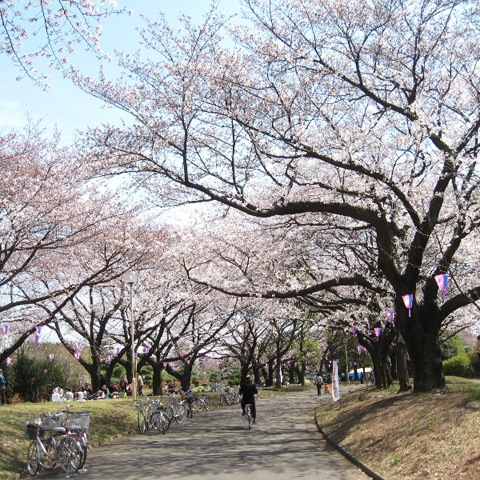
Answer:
top-left (314, 413), bottom-right (388, 480)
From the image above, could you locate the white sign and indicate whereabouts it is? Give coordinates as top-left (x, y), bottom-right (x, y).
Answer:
top-left (332, 360), bottom-right (341, 402)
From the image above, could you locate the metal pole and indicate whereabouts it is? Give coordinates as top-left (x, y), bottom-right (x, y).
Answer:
top-left (130, 283), bottom-right (137, 402)
top-left (345, 343), bottom-right (350, 384)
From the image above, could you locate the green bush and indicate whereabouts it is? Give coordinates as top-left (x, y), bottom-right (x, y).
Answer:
top-left (9, 350), bottom-right (67, 402)
top-left (443, 353), bottom-right (475, 378)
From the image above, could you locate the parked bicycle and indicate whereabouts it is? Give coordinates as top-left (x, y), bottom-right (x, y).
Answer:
top-left (166, 394), bottom-right (188, 424)
top-left (63, 409), bottom-right (90, 470)
top-left (179, 390), bottom-right (195, 418)
top-left (193, 394), bottom-right (210, 412)
top-left (134, 398), bottom-right (171, 434)
top-left (220, 389), bottom-right (235, 406)
top-left (25, 412), bottom-right (83, 477)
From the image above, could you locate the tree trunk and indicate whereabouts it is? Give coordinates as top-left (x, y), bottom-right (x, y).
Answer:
top-left (240, 363), bottom-right (250, 384)
top-left (299, 363), bottom-right (306, 385)
top-left (398, 302), bottom-right (445, 392)
top-left (252, 363), bottom-right (261, 385)
top-left (408, 331), bottom-right (445, 392)
top-left (90, 360), bottom-right (105, 391)
top-left (275, 357), bottom-right (282, 388)
top-left (152, 365), bottom-right (163, 395)
top-left (395, 336), bottom-right (411, 392)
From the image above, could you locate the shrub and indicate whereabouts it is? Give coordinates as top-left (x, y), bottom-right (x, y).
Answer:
top-left (9, 350), bottom-right (67, 402)
top-left (443, 353), bottom-right (475, 378)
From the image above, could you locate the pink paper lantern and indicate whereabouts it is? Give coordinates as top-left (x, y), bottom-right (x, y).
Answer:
top-left (385, 309), bottom-right (395, 326)
top-left (435, 274), bottom-right (449, 301)
top-left (402, 294), bottom-right (414, 317)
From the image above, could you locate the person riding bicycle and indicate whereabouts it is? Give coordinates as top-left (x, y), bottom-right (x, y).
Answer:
top-left (239, 376), bottom-right (258, 422)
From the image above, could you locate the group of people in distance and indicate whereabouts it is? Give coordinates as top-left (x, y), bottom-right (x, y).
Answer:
top-left (50, 374), bottom-right (145, 402)
top-left (52, 385), bottom-right (85, 402)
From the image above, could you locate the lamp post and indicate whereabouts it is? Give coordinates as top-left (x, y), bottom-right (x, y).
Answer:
top-left (123, 271), bottom-right (138, 401)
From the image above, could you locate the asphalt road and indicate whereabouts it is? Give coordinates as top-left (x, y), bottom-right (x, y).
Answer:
top-left (41, 387), bottom-right (373, 480)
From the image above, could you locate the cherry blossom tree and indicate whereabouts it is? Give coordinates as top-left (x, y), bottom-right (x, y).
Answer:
top-left (0, 126), bottom-right (145, 366)
top-left (0, 0), bottom-right (126, 86)
top-left (41, 218), bottom-right (159, 391)
top-left (79, 0), bottom-right (480, 392)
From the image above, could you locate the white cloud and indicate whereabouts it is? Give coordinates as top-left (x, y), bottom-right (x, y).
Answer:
top-left (0, 99), bottom-right (27, 130)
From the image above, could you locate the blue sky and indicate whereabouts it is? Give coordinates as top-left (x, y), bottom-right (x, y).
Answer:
top-left (0, 0), bottom-right (241, 143)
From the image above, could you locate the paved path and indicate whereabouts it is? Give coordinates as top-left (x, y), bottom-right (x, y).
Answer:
top-left (44, 388), bottom-right (373, 480)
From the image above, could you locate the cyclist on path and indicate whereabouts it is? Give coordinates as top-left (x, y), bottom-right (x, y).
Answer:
top-left (239, 376), bottom-right (258, 422)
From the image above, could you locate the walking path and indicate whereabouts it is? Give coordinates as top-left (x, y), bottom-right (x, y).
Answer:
top-left (45, 387), bottom-right (373, 480)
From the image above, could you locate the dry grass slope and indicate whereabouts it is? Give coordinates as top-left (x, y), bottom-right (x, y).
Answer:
top-left (316, 377), bottom-right (480, 480)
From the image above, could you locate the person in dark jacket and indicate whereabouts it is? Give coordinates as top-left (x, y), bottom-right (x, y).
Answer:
top-left (239, 376), bottom-right (258, 422)
top-left (0, 369), bottom-right (6, 405)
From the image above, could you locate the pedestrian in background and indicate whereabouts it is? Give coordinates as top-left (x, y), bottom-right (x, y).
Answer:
top-left (137, 374), bottom-right (144, 396)
top-left (315, 373), bottom-right (324, 396)
top-left (0, 369), bottom-right (6, 405)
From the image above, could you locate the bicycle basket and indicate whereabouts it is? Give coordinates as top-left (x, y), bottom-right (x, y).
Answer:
top-left (25, 422), bottom-right (46, 440)
top-left (64, 411), bottom-right (91, 433)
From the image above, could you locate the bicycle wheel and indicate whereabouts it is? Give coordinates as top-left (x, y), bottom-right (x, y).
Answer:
top-left (138, 411), bottom-right (147, 434)
top-left (175, 404), bottom-right (188, 424)
top-left (73, 432), bottom-right (88, 470)
top-left (160, 411), bottom-right (171, 433)
top-left (246, 405), bottom-right (252, 429)
top-left (26, 441), bottom-right (40, 476)
top-left (203, 397), bottom-right (211, 411)
top-left (40, 439), bottom-right (57, 471)
top-left (193, 397), bottom-right (202, 412)
top-left (165, 405), bottom-right (175, 423)
top-left (152, 411), bottom-right (170, 434)
top-left (57, 435), bottom-right (83, 475)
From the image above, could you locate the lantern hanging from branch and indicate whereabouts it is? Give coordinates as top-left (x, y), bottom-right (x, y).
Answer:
top-left (435, 274), bottom-right (449, 301)
top-left (402, 294), bottom-right (414, 317)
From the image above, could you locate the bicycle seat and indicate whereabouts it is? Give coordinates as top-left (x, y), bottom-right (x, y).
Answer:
top-left (52, 427), bottom-right (67, 435)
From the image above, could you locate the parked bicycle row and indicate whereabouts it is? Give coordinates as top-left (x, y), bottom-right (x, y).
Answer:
top-left (133, 390), bottom-right (211, 435)
top-left (25, 405), bottom-right (90, 477)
